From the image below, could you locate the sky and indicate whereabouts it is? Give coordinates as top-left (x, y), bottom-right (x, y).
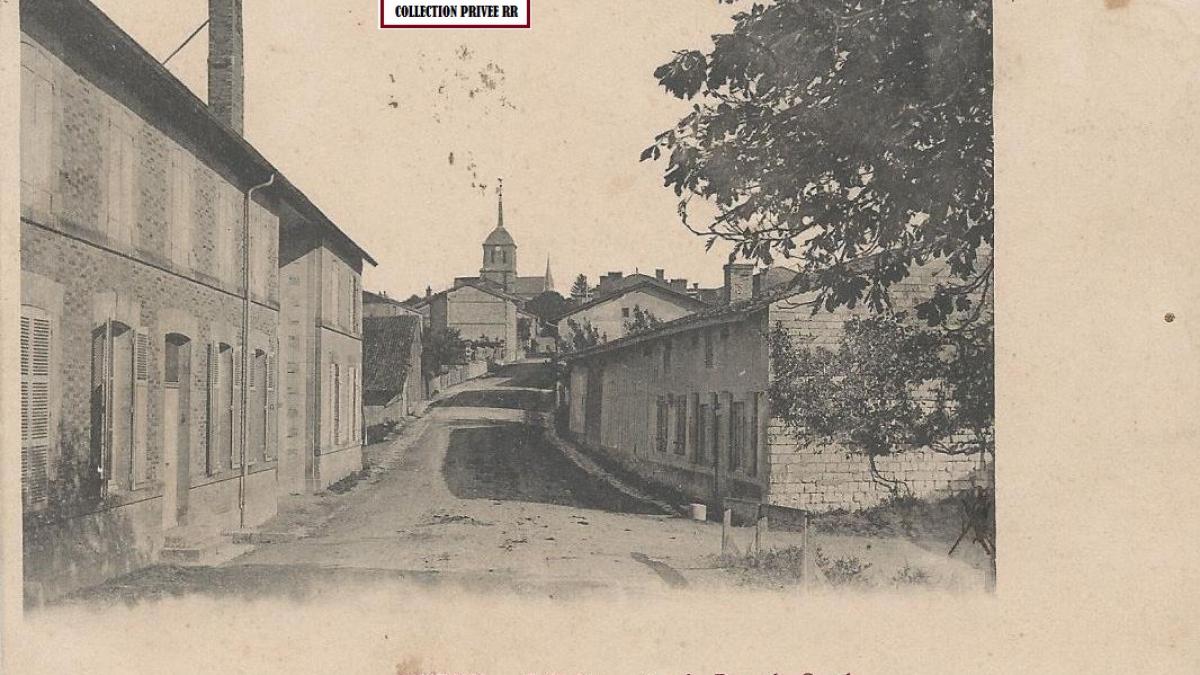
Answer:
top-left (89, 0), bottom-right (744, 298)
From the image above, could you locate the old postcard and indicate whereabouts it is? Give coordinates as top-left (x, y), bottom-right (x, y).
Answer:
top-left (0, 0), bottom-right (1196, 673)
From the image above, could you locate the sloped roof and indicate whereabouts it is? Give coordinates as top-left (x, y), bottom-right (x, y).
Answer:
top-left (22, 0), bottom-right (376, 267)
top-left (511, 276), bottom-right (550, 297)
top-left (553, 277), bottom-right (711, 323)
top-left (363, 315), bottom-right (422, 402)
top-left (484, 226), bottom-right (516, 247)
top-left (414, 279), bottom-right (524, 308)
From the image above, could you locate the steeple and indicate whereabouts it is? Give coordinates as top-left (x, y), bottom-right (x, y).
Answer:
top-left (480, 178), bottom-right (517, 291)
top-left (544, 256), bottom-right (554, 293)
top-left (496, 177), bottom-right (504, 230)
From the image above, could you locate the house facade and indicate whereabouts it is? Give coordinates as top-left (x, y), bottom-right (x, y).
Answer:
top-left (555, 274), bottom-right (711, 346)
top-left (17, 0), bottom-right (373, 602)
top-left (418, 281), bottom-right (522, 363)
top-left (561, 261), bottom-right (992, 515)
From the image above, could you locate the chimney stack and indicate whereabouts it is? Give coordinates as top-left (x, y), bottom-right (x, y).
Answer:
top-left (724, 263), bottom-right (755, 304)
top-left (208, 0), bottom-right (245, 134)
top-left (655, 269), bottom-right (665, 282)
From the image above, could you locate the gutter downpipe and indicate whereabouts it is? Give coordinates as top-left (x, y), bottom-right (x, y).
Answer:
top-left (240, 173), bottom-right (276, 529)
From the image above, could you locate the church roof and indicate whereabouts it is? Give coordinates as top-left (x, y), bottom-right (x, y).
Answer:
top-left (484, 226), bottom-right (516, 247)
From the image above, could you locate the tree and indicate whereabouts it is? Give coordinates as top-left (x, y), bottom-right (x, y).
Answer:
top-left (525, 291), bottom-right (575, 325)
top-left (624, 305), bottom-right (663, 335)
top-left (563, 318), bottom-right (602, 352)
top-left (570, 274), bottom-right (591, 301)
top-left (422, 327), bottom-right (468, 375)
top-left (644, 0), bottom-right (993, 325)
top-left (647, 0), bottom-right (995, 571)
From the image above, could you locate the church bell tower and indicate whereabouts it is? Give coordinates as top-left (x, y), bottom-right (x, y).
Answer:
top-left (480, 179), bottom-right (517, 292)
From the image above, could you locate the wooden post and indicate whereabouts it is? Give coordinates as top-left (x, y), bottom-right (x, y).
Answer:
top-left (800, 511), bottom-right (810, 589)
top-left (721, 507), bottom-right (732, 556)
top-left (755, 505), bottom-right (768, 555)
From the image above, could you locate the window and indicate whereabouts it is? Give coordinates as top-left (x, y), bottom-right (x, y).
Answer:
top-left (695, 403), bottom-right (708, 465)
top-left (205, 342), bottom-right (235, 475)
top-left (673, 395), bottom-right (687, 455)
top-left (249, 349), bottom-right (267, 465)
top-left (330, 362), bottom-right (341, 445)
top-left (329, 264), bottom-right (340, 326)
top-left (105, 111), bottom-right (136, 249)
top-left (20, 42), bottom-right (54, 216)
top-left (21, 306), bottom-right (52, 509)
top-left (92, 321), bottom-right (149, 492)
top-left (730, 401), bottom-right (746, 472)
top-left (215, 188), bottom-right (237, 285)
top-left (704, 332), bottom-right (714, 368)
top-left (350, 275), bottom-right (360, 331)
top-left (169, 148), bottom-right (193, 269)
top-left (749, 393), bottom-right (760, 477)
top-left (655, 398), bottom-right (668, 453)
top-left (264, 346), bottom-right (276, 461)
top-left (621, 307), bottom-right (630, 319)
top-left (348, 364), bottom-right (359, 445)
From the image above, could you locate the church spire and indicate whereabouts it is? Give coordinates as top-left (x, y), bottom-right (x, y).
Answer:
top-left (545, 256), bottom-right (554, 292)
top-left (496, 177), bottom-right (504, 230)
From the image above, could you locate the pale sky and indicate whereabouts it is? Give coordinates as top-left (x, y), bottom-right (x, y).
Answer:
top-left (90, 0), bottom-right (743, 298)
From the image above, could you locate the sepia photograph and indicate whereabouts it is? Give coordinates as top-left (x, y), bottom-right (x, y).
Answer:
top-left (0, 0), bottom-right (1195, 673)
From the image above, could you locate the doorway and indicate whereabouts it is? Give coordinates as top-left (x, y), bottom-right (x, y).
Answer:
top-left (162, 334), bottom-right (191, 528)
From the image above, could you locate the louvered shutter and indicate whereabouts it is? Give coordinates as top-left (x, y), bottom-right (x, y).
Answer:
top-left (20, 309), bottom-right (51, 509)
top-left (264, 346), bottom-right (276, 461)
top-left (131, 328), bottom-right (150, 487)
top-left (206, 342), bottom-right (218, 475)
top-left (231, 346), bottom-right (242, 469)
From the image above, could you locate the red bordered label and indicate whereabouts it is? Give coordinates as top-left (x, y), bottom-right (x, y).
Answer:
top-left (380, 1), bottom-right (531, 28)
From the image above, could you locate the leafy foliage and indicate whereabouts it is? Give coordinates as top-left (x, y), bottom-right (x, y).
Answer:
top-left (624, 305), bottom-right (664, 335)
top-left (768, 313), bottom-right (994, 480)
top-left (524, 291), bottom-right (575, 326)
top-left (646, 0), bottom-right (993, 323)
top-left (562, 318), bottom-right (603, 352)
top-left (422, 327), bottom-right (469, 374)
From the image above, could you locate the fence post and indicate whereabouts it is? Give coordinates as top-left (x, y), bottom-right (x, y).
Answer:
top-left (800, 511), bottom-right (810, 590)
top-left (721, 507), bottom-right (732, 557)
top-left (755, 504), bottom-right (767, 555)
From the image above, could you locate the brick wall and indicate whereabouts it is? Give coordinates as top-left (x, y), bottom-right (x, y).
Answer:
top-left (19, 31), bottom-right (282, 601)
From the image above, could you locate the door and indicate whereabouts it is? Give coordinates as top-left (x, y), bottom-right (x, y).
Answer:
top-left (163, 334), bottom-right (191, 527)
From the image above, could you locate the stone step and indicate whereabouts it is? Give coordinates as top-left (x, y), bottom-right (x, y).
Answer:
top-left (159, 540), bottom-right (254, 567)
top-left (226, 529), bottom-right (297, 545)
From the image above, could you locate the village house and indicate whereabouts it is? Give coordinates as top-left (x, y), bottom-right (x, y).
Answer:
top-left (415, 281), bottom-right (524, 363)
top-left (18, 0), bottom-right (374, 602)
top-left (363, 291), bottom-right (426, 424)
top-left (560, 261), bottom-right (992, 515)
top-left (554, 269), bottom-right (711, 345)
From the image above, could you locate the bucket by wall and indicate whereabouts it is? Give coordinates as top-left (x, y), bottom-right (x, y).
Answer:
top-left (689, 503), bottom-right (707, 521)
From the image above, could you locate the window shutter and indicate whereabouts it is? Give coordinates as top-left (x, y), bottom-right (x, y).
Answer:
top-left (264, 346), bottom-right (276, 461)
top-left (21, 309), bottom-right (51, 509)
top-left (206, 342), bottom-right (218, 475)
top-left (231, 346), bottom-right (242, 469)
top-left (131, 328), bottom-right (150, 487)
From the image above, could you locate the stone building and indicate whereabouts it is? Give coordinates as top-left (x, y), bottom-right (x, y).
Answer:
top-left (416, 280), bottom-right (524, 363)
top-left (555, 270), bottom-right (711, 346)
top-left (560, 261), bottom-right (992, 514)
top-left (453, 185), bottom-right (554, 301)
top-left (17, 0), bottom-right (374, 601)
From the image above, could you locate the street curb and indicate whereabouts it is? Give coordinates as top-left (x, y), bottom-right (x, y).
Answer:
top-left (532, 412), bottom-right (683, 517)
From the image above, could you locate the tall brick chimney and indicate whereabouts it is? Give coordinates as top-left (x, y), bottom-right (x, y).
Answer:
top-left (208, 0), bottom-right (245, 134)
top-left (724, 263), bottom-right (755, 304)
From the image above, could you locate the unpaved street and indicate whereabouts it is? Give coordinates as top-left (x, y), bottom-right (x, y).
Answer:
top-left (66, 362), bottom-right (987, 605)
